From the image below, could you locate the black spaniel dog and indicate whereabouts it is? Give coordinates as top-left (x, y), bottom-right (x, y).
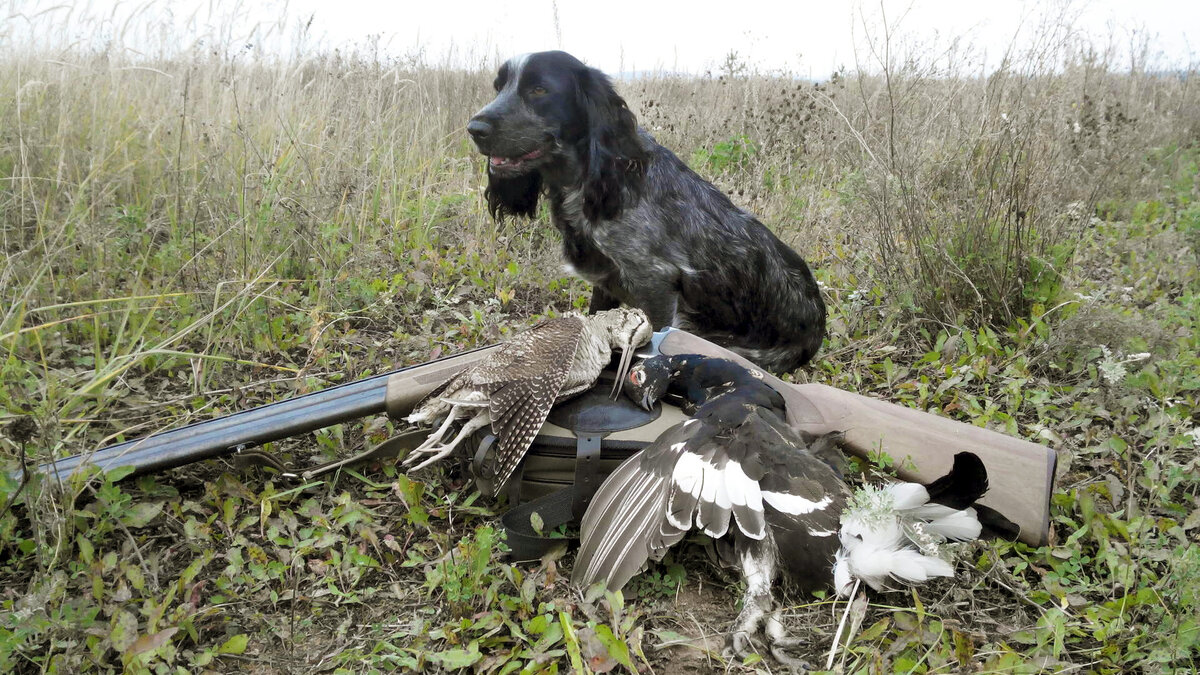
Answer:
top-left (467, 51), bottom-right (825, 372)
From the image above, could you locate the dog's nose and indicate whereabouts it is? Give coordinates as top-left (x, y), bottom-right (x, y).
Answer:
top-left (467, 117), bottom-right (493, 140)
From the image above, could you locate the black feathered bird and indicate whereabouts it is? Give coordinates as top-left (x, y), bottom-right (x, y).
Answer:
top-left (574, 354), bottom-right (989, 663)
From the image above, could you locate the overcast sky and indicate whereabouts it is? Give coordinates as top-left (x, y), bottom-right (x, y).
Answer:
top-left (7, 0), bottom-right (1197, 76)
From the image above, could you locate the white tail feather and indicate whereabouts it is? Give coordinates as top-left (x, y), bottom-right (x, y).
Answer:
top-left (836, 478), bottom-right (982, 597)
top-left (905, 503), bottom-right (959, 520)
top-left (839, 541), bottom-right (955, 594)
top-left (883, 549), bottom-right (954, 584)
top-left (925, 508), bottom-right (982, 540)
top-left (833, 550), bottom-right (853, 597)
top-left (886, 482), bottom-right (930, 510)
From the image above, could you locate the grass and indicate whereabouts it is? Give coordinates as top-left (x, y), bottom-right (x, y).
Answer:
top-left (2, 5), bottom-right (1200, 673)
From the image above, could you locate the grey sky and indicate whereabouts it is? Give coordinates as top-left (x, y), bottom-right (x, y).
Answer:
top-left (6, 0), bottom-right (1196, 75)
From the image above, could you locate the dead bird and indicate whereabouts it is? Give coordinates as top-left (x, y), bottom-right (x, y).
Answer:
top-left (403, 308), bottom-right (652, 496)
top-left (574, 354), bottom-right (988, 664)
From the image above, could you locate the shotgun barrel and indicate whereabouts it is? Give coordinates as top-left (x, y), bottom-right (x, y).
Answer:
top-left (16, 344), bottom-right (499, 483)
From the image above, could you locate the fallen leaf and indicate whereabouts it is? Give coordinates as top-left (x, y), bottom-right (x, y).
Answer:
top-left (124, 627), bottom-right (178, 659)
top-left (578, 626), bottom-right (617, 673)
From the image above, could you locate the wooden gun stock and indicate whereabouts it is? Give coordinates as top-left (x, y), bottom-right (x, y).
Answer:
top-left (654, 329), bottom-right (1056, 547)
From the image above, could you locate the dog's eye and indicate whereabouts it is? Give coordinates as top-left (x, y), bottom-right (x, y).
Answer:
top-left (529, 86), bottom-right (548, 97)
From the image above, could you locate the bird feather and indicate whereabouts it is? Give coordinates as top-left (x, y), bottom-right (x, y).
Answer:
top-left (576, 423), bottom-right (699, 590)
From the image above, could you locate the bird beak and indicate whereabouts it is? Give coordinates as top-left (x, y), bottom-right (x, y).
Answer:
top-left (611, 345), bottom-right (635, 400)
top-left (639, 390), bottom-right (653, 411)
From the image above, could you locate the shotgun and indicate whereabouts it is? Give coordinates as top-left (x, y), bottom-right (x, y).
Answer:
top-left (12, 328), bottom-right (1056, 545)
top-left (11, 343), bottom-right (499, 484)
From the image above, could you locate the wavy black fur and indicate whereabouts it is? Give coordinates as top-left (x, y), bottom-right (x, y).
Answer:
top-left (468, 51), bottom-right (826, 372)
top-left (486, 171), bottom-right (542, 220)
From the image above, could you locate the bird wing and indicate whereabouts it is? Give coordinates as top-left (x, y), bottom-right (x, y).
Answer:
top-left (413, 317), bottom-right (585, 408)
top-left (469, 317), bottom-right (585, 386)
top-left (726, 411), bottom-right (847, 521)
top-left (575, 408), bottom-right (835, 591)
top-left (573, 419), bottom-right (709, 592)
top-left (576, 382), bottom-right (853, 595)
top-left (483, 317), bottom-right (586, 494)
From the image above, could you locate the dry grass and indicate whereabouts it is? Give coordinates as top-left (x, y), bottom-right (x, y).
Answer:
top-left (624, 21), bottom-right (1200, 328)
top-left (3, 7), bottom-right (1196, 330)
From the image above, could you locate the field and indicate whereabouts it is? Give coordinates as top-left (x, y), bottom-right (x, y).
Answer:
top-left (2, 8), bottom-right (1199, 674)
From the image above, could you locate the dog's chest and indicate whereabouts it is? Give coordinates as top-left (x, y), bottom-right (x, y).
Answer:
top-left (549, 190), bottom-right (641, 283)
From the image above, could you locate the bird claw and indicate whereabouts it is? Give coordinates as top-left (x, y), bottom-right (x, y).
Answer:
top-left (722, 632), bottom-right (813, 671)
top-left (769, 643), bottom-right (814, 671)
top-left (403, 445), bottom-right (457, 471)
top-left (722, 607), bottom-right (815, 669)
top-left (722, 631), bottom-right (758, 663)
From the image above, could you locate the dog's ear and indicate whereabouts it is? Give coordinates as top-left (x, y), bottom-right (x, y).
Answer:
top-left (576, 67), bottom-right (647, 221)
top-left (485, 170), bottom-right (543, 220)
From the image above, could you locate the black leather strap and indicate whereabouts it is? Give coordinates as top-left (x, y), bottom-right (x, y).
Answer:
top-left (471, 433), bottom-right (498, 496)
top-left (505, 448), bottom-right (526, 507)
top-left (571, 435), bottom-right (604, 521)
top-left (497, 429), bottom-right (608, 561)
top-left (487, 381), bottom-right (659, 560)
top-left (500, 484), bottom-right (579, 561)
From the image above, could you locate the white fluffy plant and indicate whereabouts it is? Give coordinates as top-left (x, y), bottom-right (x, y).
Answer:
top-left (1097, 345), bottom-right (1151, 386)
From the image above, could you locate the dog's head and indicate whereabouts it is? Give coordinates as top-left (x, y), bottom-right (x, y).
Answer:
top-left (468, 51), bottom-right (646, 221)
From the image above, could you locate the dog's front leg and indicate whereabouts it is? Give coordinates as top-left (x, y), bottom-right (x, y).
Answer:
top-left (637, 293), bottom-right (678, 330)
top-left (588, 285), bottom-right (620, 314)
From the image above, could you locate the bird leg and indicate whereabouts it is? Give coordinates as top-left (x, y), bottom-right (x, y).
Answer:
top-left (724, 535), bottom-right (813, 669)
top-left (403, 397), bottom-right (489, 461)
top-left (404, 411), bottom-right (490, 472)
top-left (405, 407), bottom-right (463, 457)
top-left (725, 537), bottom-right (777, 661)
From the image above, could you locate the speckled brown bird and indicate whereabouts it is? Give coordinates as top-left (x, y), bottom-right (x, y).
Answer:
top-left (403, 308), bottom-right (653, 495)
